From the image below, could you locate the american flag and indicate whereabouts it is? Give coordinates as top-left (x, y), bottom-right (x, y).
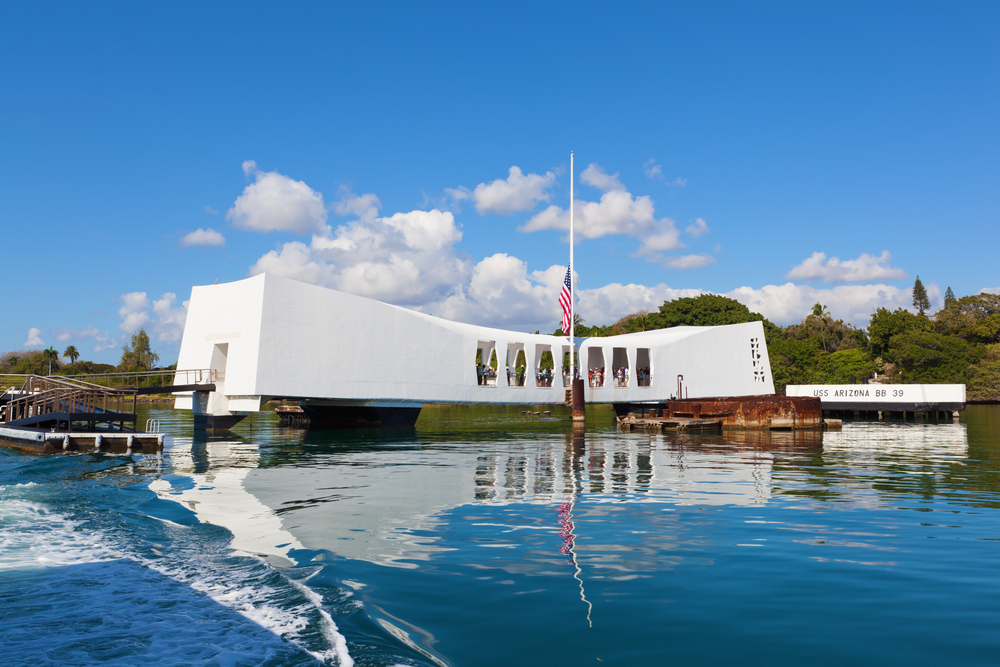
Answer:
top-left (559, 265), bottom-right (572, 334)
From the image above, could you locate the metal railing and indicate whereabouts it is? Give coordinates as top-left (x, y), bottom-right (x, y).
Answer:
top-left (0, 371), bottom-right (220, 428)
top-left (1, 369), bottom-right (220, 392)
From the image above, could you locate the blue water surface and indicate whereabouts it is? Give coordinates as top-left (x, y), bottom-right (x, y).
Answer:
top-left (2, 403), bottom-right (999, 666)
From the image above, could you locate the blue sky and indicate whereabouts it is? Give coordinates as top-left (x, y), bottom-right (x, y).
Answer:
top-left (2, 2), bottom-right (997, 364)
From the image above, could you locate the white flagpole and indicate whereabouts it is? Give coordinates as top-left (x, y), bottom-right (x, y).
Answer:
top-left (569, 151), bottom-right (575, 378)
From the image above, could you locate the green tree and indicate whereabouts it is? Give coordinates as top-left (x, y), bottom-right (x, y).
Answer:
top-left (0, 351), bottom-right (25, 373)
top-left (814, 348), bottom-right (877, 384)
top-left (118, 328), bottom-right (160, 371)
top-left (967, 344), bottom-right (1000, 401)
top-left (944, 286), bottom-right (956, 309)
top-left (652, 294), bottom-right (765, 328)
top-left (808, 303), bottom-right (830, 352)
top-left (885, 330), bottom-right (982, 383)
top-left (644, 294), bottom-right (805, 392)
top-left (42, 347), bottom-right (59, 375)
top-left (935, 293), bottom-right (1000, 343)
top-left (912, 276), bottom-right (930, 315)
top-left (57, 360), bottom-right (116, 375)
top-left (867, 307), bottom-right (933, 359)
top-left (5, 351), bottom-right (50, 375)
top-left (63, 345), bottom-right (80, 364)
top-left (787, 309), bottom-right (866, 354)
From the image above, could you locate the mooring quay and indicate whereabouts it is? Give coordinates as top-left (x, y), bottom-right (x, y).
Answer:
top-left (786, 384), bottom-right (965, 419)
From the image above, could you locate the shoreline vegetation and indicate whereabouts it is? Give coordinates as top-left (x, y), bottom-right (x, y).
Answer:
top-left (4, 282), bottom-right (998, 402)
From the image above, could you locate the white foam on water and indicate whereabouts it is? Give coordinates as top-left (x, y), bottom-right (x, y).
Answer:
top-left (148, 467), bottom-right (354, 665)
top-left (0, 497), bottom-right (122, 570)
top-left (0, 484), bottom-right (351, 665)
top-left (289, 574), bottom-right (355, 667)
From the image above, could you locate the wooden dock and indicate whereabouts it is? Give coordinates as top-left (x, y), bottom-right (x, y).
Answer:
top-left (0, 374), bottom-right (170, 453)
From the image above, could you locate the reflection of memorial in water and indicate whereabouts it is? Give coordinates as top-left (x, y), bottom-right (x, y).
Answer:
top-left (153, 421), bottom-right (971, 572)
top-left (150, 437), bottom-right (307, 566)
top-left (470, 434), bottom-right (785, 507)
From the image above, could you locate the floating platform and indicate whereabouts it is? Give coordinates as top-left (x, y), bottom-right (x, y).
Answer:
top-left (0, 425), bottom-right (164, 454)
top-left (618, 415), bottom-right (723, 432)
top-left (275, 403), bottom-right (422, 429)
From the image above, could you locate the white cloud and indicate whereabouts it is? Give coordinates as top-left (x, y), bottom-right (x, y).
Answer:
top-left (117, 291), bottom-right (189, 344)
top-left (580, 163), bottom-right (625, 192)
top-left (444, 186), bottom-right (472, 209)
top-left (229, 167), bottom-right (929, 335)
top-left (51, 326), bottom-right (117, 353)
top-left (725, 282), bottom-right (932, 326)
top-left (521, 190), bottom-right (660, 240)
top-left (180, 228), bottom-right (226, 247)
top-left (332, 189), bottom-right (381, 223)
top-left (251, 205), bottom-right (468, 307)
top-left (522, 168), bottom-right (687, 255)
top-left (54, 326), bottom-right (93, 342)
top-left (251, 241), bottom-right (339, 287)
top-left (119, 292), bottom-right (150, 334)
top-left (53, 326), bottom-right (100, 342)
top-left (661, 254), bottom-right (716, 270)
top-left (633, 223), bottom-right (685, 258)
top-left (642, 158), bottom-right (687, 186)
top-left (981, 287), bottom-right (1000, 295)
top-left (685, 218), bottom-right (710, 237)
top-left (469, 166), bottom-right (556, 215)
top-left (24, 327), bottom-right (43, 347)
top-left (227, 162), bottom-right (328, 234)
top-left (150, 293), bottom-right (189, 344)
top-left (785, 251), bottom-right (908, 284)
top-left (580, 283), bottom-right (702, 328)
top-left (204, 205), bottom-right (219, 215)
top-left (92, 331), bottom-right (117, 353)
top-left (432, 256), bottom-right (703, 332)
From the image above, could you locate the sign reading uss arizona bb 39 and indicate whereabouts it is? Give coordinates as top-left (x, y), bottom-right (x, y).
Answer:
top-left (785, 384), bottom-right (966, 411)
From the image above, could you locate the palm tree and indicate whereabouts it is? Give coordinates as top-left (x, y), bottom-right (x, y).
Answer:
top-left (42, 347), bottom-right (59, 375)
top-left (809, 303), bottom-right (831, 353)
top-left (63, 345), bottom-right (80, 364)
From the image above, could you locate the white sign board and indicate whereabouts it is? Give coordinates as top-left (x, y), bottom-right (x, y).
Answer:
top-left (786, 384), bottom-right (965, 408)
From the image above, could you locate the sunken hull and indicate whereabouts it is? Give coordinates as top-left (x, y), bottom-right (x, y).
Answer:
top-left (614, 395), bottom-right (823, 430)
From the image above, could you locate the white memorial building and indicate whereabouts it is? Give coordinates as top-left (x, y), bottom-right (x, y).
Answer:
top-left (175, 275), bottom-right (774, 429)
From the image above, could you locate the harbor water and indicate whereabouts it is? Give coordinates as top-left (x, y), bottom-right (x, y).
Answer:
top-left (2, 404), bottom-right (999, 666)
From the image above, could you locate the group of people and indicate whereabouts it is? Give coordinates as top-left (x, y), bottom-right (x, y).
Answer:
top-left (480, 363), bottom-right (657, 388)
top-left (476, 363), bottom-right (497, 386)
top-left (583, 366), bottom-right (652, 387)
